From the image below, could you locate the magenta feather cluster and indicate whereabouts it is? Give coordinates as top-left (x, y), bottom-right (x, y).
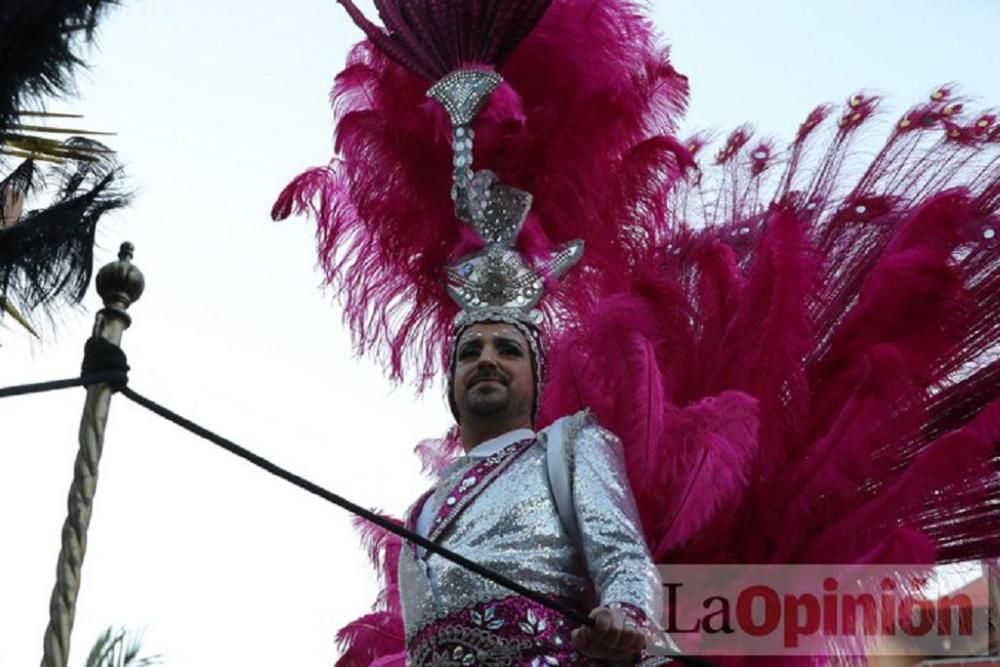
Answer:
top-left (273, 0), bottom-right (688, 386)
top-left (541, 87), bottom-right (1000, 573)
top-left (336, 0), bottom-right (554, 80)
top-left (274, 2), bottom-right (1000, 665)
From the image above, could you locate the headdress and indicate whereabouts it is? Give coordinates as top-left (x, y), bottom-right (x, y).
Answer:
top-left (273, 0), bottom-right (689, 389)
top-left (342, 4), bottom-right (587, 332)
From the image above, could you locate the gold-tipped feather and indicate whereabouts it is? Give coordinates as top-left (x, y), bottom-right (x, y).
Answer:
top-left (9, 124), bottom-right (115, 136)
top-left (1, 111), bottom-right (114, 163)
top-left (16, 112), bottom-right (84, 119)
top-left (0, 297), bottom-right (40, 339)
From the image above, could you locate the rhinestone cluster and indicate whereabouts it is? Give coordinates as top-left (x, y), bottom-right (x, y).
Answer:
top-left (446, 240), bottom-right (583, 318)
top-left (474, 174), bottom-right (533, 244)
top-left (451, 126), bottom-right (476, 219)
top-left (447, 247), bottom-right (545, 311)
top-left (427, 70), bottom-right (503, 127)
top-left (427, 68), bottom-right (585, 326)
top-left (454, 168), bottom-right (533, 245)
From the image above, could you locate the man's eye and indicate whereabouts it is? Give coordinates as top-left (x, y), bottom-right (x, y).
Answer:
top-left (458, 346), bottom-right (480, 359)
top-left (500, 344), bottom-right (523, 356)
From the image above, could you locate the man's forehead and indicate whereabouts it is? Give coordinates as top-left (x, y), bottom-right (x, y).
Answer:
top-left (457, 323), bottom-right (528, 345)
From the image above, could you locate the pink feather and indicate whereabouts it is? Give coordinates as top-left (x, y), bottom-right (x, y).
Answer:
top-left (283, 2), bottom-right (1000, 660)
top-left (275, 0), bottom-right (688, 385)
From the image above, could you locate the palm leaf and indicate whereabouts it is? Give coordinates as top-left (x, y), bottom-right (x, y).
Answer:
top-left (0, 135), bottom-right (128, 339)
top-left (82, 626), bottom-right (163, 667)
top-left (2, 114), bottom-right (115, 163)
top-left (0, 296), bottom-right (40, 338)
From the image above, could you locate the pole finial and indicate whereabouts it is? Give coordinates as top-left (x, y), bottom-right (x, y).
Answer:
top-left (95, 241), bottom-right (144, 313)
top-left (118, 241), bottom-right (135, 261)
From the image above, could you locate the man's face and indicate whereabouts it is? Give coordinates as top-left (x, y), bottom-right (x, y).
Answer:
top-left (452, 322), bottom-right (535, 425)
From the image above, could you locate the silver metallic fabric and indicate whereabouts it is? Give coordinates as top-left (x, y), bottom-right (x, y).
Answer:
top-left (399, 413), bottom-right (664, 664)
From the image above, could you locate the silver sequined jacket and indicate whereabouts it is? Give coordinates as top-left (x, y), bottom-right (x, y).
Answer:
top-left (399, 412), bottom-right (664, 663)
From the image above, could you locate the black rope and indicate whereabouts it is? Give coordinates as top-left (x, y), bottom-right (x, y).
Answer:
top-left (118, 386), bottom-right (715, 667)
top-left (118, 387), bottom-right (591, 618)
top-left (0, 336), bottom-right (129, 398)
top-left (0, 372), bottom-right (124, 398)
top-left (0, 334), bottom-right (714, 665)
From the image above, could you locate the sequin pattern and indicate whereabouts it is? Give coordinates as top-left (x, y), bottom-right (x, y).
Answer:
top-left (407, 596), bottom-right (606, 667)
top-left (400, 414), bottom-right (665, 664)
top-left (427, 70), bottom-right (503, 127)
top-left (428, 438), bottom-right (536, 542)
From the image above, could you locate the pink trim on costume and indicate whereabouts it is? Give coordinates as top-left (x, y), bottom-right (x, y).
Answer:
top-left (607, 601), bottom-right (648, 627)
top-left (427, 438), bottom-right (536, 541)
top-left (408, 595), bottom-right (605, 667)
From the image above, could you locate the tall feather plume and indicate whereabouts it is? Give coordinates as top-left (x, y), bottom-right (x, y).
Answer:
top-left (274, 0), bottom-right (689, 385)
top-left (545, 85), bottom-right (1000, 576)
top-left (336, 0), bottom-right (554, 81)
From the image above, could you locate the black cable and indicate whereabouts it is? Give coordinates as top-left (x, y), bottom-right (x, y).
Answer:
top-left (118, 385), bottom-right (715, 667)
top-left (3, 330), bottom-right (715, 663)
top-left (0, 363), bottom-right (714, 664)
top-left (119, 386), bottom-right (590, 621)
top-left (0, 371), bottom-right (125, 398)
top-left (0, 336), bottom-right (129, 398)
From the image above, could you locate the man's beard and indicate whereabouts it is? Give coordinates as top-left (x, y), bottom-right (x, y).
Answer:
top-left (465, 381), bottom-right (509, 416)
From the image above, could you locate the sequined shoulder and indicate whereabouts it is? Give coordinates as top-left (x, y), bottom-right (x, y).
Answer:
top-left (564, 408), bottom-right (625, 462)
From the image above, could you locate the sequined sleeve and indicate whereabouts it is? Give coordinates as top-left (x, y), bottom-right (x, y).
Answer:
top-left (568, 415), bottom-right (664, 623)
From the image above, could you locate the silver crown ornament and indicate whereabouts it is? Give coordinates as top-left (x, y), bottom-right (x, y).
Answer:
top-left (428, 69), bottom-right (584, 327)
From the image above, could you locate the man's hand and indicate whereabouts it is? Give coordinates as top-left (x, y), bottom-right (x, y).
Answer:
top-left (570, 606), bottom-right (645, 662)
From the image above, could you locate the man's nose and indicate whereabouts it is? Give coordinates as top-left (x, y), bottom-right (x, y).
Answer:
top-left (476, 345), bottom-right (500, 366)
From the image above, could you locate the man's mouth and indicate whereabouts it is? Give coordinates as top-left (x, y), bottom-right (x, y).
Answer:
top-left (469, 377), bottom-right (505, 388)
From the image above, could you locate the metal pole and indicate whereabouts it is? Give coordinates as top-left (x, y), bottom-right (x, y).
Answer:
top-left (989, 560), bottom-right (999, 656)
top-left (40, 242), bottom-right (145, 667)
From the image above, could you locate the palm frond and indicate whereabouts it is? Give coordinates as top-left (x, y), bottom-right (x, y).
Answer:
top-left (82, 626), bottom-right (163, 667)
top-left (2, 115), bottom-right (116, 163)
top-left (0, 136), bottom-right (129, 340)
top-left (0, 0), bottom-right (123, 130)
top-left (82, 627), bottom-right (117, 667)
top-left (9, 124), bottom-right (115, 136)
top-left (1, 296), bottom-right (40, 338)
top-left (17, 112), bottom-right (84, 119)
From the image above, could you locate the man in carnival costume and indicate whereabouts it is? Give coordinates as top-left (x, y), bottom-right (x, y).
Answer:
top-left (277, 1), bottom-right (1000, 665)
top-left (402, 311), bottom-right (667, 664)
top-left (274, 1), bottom-right (680, 661)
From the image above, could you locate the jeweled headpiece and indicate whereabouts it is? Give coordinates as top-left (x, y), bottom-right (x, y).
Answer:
top-left (429, 68), bottom-right (583, 329)
top-left (274, 0), bottom-right (688, 385)
top-left (349, 10), bottom-right (585, 331)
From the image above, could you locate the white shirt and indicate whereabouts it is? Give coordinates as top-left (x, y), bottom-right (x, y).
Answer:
top-left (414, 428), bottom-right (536, 540)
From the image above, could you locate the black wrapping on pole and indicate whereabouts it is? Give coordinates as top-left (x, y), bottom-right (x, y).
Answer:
top-left (80, 336), bottom-right (128, 390)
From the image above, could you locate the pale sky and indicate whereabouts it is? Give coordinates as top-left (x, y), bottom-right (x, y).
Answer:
top-left (1, 1), bottom-right (998, 665)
